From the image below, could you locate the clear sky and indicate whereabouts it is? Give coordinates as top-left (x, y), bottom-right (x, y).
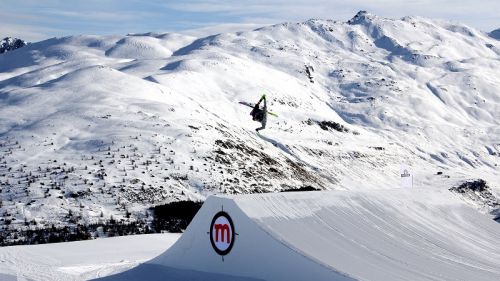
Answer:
top-left (1, 0), bottom-right (499, 42)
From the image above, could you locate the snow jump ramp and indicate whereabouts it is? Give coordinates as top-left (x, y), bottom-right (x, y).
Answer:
top-left (98, 189), bottom-right (500, 281)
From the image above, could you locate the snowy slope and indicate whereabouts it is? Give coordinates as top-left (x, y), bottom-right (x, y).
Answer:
top-left (0, 12), bottom-right (499, 239)
top-left (0, 233), bottom-right (179, 281)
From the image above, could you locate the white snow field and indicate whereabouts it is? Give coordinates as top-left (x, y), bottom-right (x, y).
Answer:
top-left (96, 188), bottom-right (500, 281)
top-left (0, 233), bottom-right (180, 281)
top-left (0, 12), bottom-right (499, 236)
top-left (0, 10), bottom-right (499, 280)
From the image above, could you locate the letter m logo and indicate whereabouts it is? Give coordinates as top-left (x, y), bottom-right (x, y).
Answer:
top-left (214, 224), bottom-right (231, 243)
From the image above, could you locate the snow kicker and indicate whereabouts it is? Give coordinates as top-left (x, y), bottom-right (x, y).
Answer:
top-left (97, 189), bottom-right (500, 281)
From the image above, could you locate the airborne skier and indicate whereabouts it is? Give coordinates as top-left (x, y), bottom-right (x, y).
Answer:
top-left (250, 94), bottom-right (267, 132)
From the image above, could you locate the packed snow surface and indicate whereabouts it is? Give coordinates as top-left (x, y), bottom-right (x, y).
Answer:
top-left (0, 233), bottom-right (180, 280)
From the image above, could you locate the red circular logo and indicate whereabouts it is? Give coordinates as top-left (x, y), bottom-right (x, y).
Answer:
top-left (209, 211), bottom-right (235, 256)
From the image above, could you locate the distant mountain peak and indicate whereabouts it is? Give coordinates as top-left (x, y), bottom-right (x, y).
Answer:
top-left (347, 10), bottom-right (375, 25)
top-left (0, 37), bottom-right (27, 54)
top-left (490, 28), bottom-right (500, 40)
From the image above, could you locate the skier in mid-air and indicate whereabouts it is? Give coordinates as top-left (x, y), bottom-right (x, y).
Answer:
top-left (250, 94), bottom-right (267, 132)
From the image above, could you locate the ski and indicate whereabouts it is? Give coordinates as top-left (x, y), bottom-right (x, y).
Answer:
top-left (238, 101), bottom-right (278, 117)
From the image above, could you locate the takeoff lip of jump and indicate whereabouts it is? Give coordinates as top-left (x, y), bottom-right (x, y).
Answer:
top-left (141, 189), bottom-right (500, 281)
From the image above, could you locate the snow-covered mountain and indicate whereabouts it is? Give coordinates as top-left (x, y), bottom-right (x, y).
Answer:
top-left (490, 28), bottom-right (500, 40)
top-left (0, 11), bottom-right (499, 243)
top-left (0, 37), bottom-right (27, 54)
